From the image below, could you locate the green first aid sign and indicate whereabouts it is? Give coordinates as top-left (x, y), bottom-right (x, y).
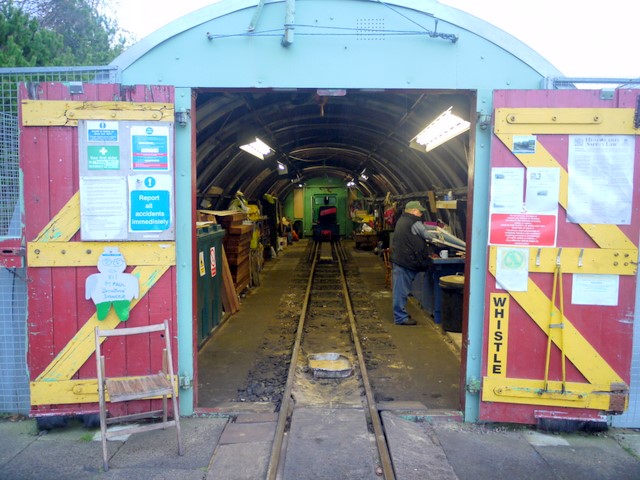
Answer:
top-left (88, 145), bottom-right (120, 170)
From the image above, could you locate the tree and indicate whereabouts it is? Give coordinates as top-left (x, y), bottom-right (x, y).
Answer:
top-left (6, 0), bottom-right (130, 66)
top-left (0, 1), bottom-right (74, 66)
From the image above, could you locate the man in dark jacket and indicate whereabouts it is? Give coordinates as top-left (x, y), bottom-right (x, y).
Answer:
top-left (390, 201), bottom-right (431, 325)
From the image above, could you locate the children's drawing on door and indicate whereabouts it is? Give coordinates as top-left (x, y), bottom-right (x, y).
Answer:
top-left (85, 246), bottom-right (139, 321)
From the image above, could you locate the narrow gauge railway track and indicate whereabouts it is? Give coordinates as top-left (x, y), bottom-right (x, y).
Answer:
top-left (266, 240), bottom-right (395, 480)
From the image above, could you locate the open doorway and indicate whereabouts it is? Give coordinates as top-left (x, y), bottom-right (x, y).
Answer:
top-left (192, 88), bottom-right (475, 413)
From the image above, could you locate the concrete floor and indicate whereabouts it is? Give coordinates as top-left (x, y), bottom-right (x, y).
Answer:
top-left (197, 238), bottom-right (462, 413)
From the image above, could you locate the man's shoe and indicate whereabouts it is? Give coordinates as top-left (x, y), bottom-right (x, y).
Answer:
top-left (395, 317), bottom-right (417, 326)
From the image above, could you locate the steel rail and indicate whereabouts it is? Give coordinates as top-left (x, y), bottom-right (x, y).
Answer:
top-left (336, 246), bottom-right (396, 480)
top-left (266, 241), bottom-right (319, 480)
top-left (266, 240), bottom-right (394, 479)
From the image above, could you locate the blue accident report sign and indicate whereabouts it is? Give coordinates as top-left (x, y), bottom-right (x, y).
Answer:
top-left (128, 175), bottom-right (172, 232)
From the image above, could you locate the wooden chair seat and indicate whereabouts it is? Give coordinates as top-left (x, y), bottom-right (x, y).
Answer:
top-left (106, 373), bottom-right (173, 403)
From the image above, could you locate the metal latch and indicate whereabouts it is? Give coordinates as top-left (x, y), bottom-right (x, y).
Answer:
top-left (0, 247), bottom-right (26, 268)
top-left (1, 247), bottom-right (25, 256)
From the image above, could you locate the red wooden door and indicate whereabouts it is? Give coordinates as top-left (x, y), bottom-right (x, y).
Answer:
top-left (481, 89), bottom-right (639, 425)
top-left (21, 82), bottom-right (178, 417)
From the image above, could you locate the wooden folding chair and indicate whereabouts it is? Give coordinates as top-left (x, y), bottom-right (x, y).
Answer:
top-left (95, 320), bottom-right (184, 472)
top-left (382, 248), bottom-right (392, 290)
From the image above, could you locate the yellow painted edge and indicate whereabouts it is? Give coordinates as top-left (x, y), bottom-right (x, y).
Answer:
top-left (35, 265), bottom-right (170, 382)
top-left (30, 375), bottom-right (179, 406)
top-left (495, 108), bottom-right (636, 135)
top-left (34, 192), bottom-right (80, 242)
top-left (483, 376), bottom-right (616, 410)
top-left (27, 241), bottom-right (176, 267)
top-left (495, 133), bottom-right (636, 250)
top-left (22, 100), bottom-right (174, 126)
top-left (489, 246), bottom-right (638, 275)
top-left (488, 266), bottom-right (624, 385)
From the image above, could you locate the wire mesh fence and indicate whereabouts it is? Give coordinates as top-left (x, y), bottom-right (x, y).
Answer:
top-left (0, 113), bottom-right (19, 237)
top-left (0, 266), bottom-right (28, 414)
top-left (0, 66), bottom-right (117, 238)
top-left (0, 65), bottom-right (117, 414)
top-left (0, 66), bottom-right (118, 116)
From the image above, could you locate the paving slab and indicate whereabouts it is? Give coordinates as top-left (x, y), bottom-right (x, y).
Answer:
top-left (0, 428), bottom-right (105, 480)
top-left (283, 406), bottom-right (379, 480)
top-left (207, 441), bottom-right (272, 480)
top-left (432, 422), bottom-right (555, 480)
top-left (0, 418), bottom-right (38, 465)
top-left (218, 420), bottom-right (275, 444)
top-left (613, 430), bottom-right (640, 458)
top-left (234, 412), bottom-right (278, 423)
top-left (532, 432), bottom-right (640, 479)
top-left (382, 411), bottom-right (457, 480)
top-left (0, 416), bottom-right (227, 479)
top-left (107, 417), bottom-right (226, 471)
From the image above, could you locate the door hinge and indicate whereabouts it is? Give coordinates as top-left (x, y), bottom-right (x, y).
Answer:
top-left (466, 377), bottom-right (481, 394)
top-left (178, 373), bottom-right (193, 390)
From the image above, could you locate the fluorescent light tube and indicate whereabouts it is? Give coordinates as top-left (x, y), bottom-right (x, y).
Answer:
top-left (411, 107), bottom-right (470, 152)
top-left (240, 137), bottom-right (272, 159)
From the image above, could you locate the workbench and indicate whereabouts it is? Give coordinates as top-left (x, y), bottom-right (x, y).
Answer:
top-left (352, 232), bottom-right (378, 249)
top-left (412, 256), bottom-right (465, 324)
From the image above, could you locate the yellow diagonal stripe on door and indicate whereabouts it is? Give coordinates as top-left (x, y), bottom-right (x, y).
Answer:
top-left (488, 266), bottom-right (623, 385)
top-left (34, 192), bottom-right (81, 242)
top-left (495, 133), bottom-right (636, 250)
top-left (29, 193), bottom-right (174, 389)
top-left (34, 265), bottom-right (169, 382)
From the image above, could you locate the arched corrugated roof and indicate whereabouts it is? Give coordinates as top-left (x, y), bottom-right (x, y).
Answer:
top-left (111, 0), bottom-right (562, 206)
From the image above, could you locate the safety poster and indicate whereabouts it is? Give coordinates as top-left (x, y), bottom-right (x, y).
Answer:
top-left (78, 120), bottom-right (175, 241)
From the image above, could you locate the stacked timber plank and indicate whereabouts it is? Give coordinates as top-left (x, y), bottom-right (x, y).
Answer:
top-left (222, 219), bottom-right (253, 295)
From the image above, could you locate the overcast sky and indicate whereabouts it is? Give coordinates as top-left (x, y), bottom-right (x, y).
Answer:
top-left (115, 0), bottom-right (637, 78)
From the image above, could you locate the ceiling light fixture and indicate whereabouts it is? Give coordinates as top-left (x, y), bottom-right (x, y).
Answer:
top-left (410, 107), bottom-right (470, 152)
top-left (277, 162), bottom-right (286, 171)
top-left (240, 137), bottom-right (273, 159)
top-left (359, 169), bottom-right (368, 181)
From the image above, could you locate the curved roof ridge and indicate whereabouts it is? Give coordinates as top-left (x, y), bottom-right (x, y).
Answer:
top-left (112, 0), bottom-right (256, 72)
top-left (111, 0), bottom-right (562, 79)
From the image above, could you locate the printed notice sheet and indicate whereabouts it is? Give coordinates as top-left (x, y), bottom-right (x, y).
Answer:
top-left (572, 274), bottom-right (619, 306)
top-left (490, 168), bottom-right (525, 213)
top-left (525, 167), bottom-right (560, 215)
top-left (489, 167), bottom-right (558, 247)
top-left (80, 177), bottom-right (127, 240)
top-left (567, 135), bottom-right (635, 225)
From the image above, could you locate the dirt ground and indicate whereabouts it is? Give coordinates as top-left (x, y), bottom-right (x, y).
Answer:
top-left (197, 239), bottom-right (461, 413)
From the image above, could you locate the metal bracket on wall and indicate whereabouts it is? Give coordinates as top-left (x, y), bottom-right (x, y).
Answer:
top-left (282, 0), bottom-right (295, 46)
top-left (248, 0), bottom-right (266, 32)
